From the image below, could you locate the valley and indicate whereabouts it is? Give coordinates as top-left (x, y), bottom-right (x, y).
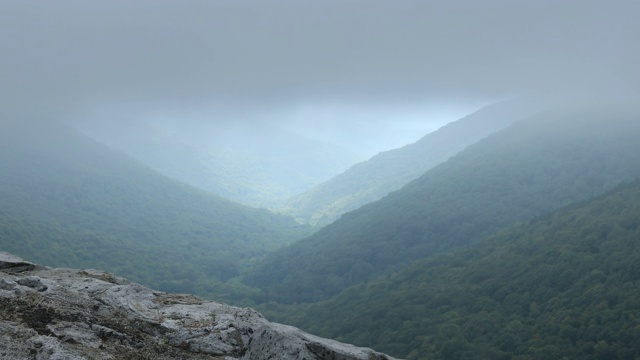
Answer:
top-left (2, 101), bottom-right (640, 359)
top-left (2, 2), bottom-right (638, 358)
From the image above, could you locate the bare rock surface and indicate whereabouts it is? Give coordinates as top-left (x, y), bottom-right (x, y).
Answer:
top-left (0, 252), bottom-right (398, 359)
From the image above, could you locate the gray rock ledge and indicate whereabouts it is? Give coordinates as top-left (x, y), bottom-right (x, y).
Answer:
top-left (0, 252), bottom-right (398, 359)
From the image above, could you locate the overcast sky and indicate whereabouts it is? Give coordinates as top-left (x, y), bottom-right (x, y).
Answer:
top-left (1, 0), bottom-right (638, 151)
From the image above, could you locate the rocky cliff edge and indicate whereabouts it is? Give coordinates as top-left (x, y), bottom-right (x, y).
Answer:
top-left (0, 252), bottom-right (398, 360)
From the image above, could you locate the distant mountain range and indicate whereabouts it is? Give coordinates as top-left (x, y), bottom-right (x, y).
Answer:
top-left (76, 119), bottom-right (361, 208)
top-left (281, 98), bottom-right (548, 226)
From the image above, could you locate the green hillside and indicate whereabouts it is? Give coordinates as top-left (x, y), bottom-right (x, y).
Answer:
top-left (0, 120), bottom-right (309, 297)
top-left (247, 103), bottom-right (640, 304)
top-left (268, 178), bottom-right (640, 359)
top-left (281, 98), bottom-right (547, 226)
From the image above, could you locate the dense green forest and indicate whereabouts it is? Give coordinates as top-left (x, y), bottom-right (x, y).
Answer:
top-left (282, 98), bottom-right (546, 226)
top-left (264, 178), bottom-right (640, 359)
top-left (4, 104), bottom-right (640, 359)
top-left (0, 120), bottom-right (309, 297)
top-left (247, 104), bottom-right (640, 304)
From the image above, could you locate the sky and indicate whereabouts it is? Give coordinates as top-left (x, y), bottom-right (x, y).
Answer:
top-left (1, 0), bottom-right (638, 153)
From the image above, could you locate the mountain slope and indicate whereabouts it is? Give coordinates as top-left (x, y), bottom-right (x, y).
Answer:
top-left (0, 120), bottom-right (309, 297)
top-left (281, 98), bottom-right (547, 226)
top-left (247, 102), bottom-right (640, 304)
top-left (77, 119), bottom-right (360, 208)
top-left (269, 178), bottom-right (640, 359)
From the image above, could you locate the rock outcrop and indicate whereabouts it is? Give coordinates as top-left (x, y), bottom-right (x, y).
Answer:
top-left (0, 252), bottom-right (397, 360)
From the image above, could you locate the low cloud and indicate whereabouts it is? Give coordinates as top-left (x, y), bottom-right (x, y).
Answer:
top-left (1, 0), bottom-right (637, 124)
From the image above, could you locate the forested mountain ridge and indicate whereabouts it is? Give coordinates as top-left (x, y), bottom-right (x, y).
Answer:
top-left (247, 102), bottom-right (640, 304)
top-left (0, 120), bottom-right (310, 297)
top-left (268, 177), bottom-right (640, 359)
top-left (77, 119), bottom-right (360, 208)
top-left (281, 98), bottom-right (547, 226)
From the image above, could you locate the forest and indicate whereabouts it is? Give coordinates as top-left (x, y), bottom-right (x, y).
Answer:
top-left (246, 104), bottom-right (640, 304)
top-left (282, 97), bottom-right (545, 226)
top-left (2, 103), bottom-right (640, 359)
top-left (262, 179), bottom-right (640, 359)
top-left (0, 120), bottom-right (310, 295)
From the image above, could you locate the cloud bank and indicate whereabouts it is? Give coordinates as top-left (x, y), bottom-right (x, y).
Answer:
top-left (1, 0), bottom-right (637, 122)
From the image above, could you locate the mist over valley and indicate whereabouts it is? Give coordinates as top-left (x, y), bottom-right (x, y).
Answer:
top-left (1, 1), bottom-right (640, 359)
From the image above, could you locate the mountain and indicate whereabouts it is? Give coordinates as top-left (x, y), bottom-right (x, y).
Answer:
top-left (281, 98), bottom-right (547, 226)
top-left (267, 178), bottom-right (640, 359)
top-left (246, 102), bottom-right (640, 304)
top-left (77, 119), bottom-right (360, 208)
top-left (0, 120), bottom-right (309, 298)
top-left (0, 252), bottom-right (396, 360)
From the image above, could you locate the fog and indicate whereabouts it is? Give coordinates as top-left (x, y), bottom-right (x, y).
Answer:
top-left (2, 0), bottom-right (638, 154)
